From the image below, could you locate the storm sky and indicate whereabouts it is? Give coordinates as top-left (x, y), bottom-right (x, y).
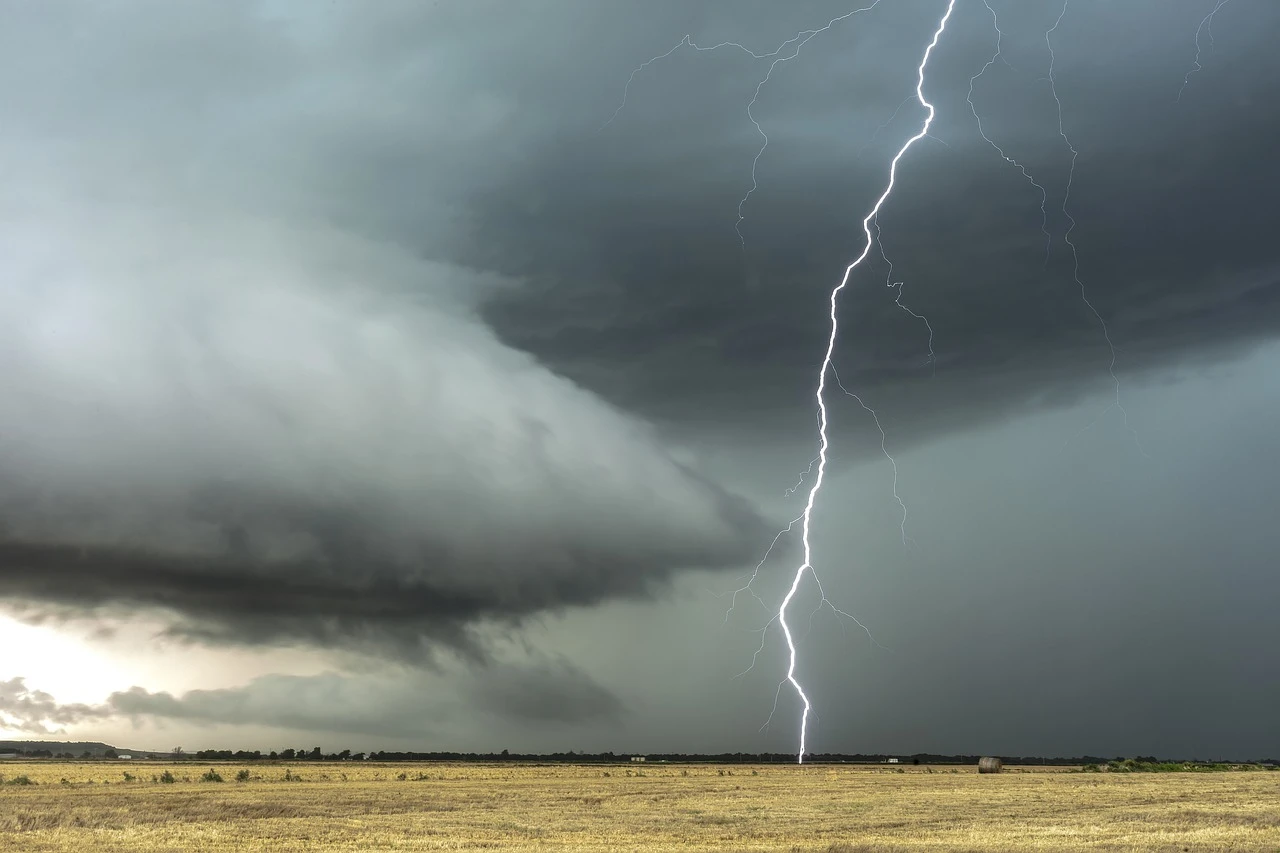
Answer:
top-left (1, 0), bottom-right (1277, 760)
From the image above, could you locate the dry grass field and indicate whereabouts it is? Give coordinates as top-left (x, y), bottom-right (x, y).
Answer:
top-left (1, 761), bottom-right (1277, 852)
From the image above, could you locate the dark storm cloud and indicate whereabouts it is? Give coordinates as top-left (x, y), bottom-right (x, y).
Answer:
top-left (0, 0), bottom-right (775, 656)
top-left (2, 0), bottom-right (1277, 746)
top-left (461, 0), bottom-right (1280, 445)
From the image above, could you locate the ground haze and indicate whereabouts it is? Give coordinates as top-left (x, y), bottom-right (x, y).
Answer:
top-left (1, 761), bottom-right (1277, 851)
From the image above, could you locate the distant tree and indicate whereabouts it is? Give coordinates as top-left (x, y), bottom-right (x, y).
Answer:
top-left (501, 749), bottom-right (509, 757)
top-left (269, 751), bottom-right (279, 760)
top-left (281, 749), bottom-right (296, 760)
top-left (171, 747), bottom-right (185, 759)
top-left (80, 751), bottom-right (92, 759)
top-left (338, 749), bottom-right (351, 760)
top-left (309, 746), bottom-right (321, 760)
top-left (104, 749), bottom-right (118, 759)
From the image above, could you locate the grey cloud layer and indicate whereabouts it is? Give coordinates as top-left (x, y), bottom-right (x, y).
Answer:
top-left (0, 197), bottom-right (767, 654)
top-left (0, 1), bottom-right (771, 655)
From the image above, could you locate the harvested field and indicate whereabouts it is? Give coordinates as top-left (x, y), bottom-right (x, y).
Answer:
top-left (1, 761), bottom-right (1277, 851)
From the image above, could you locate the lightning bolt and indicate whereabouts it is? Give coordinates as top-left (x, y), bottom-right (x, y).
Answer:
top-left (779, 0), bottom-right (957, 763)
top-left (592, 0), bottom-right (1218, 770)
top-left (605, 0), bottom-right (1161, 765)
top-left (606, 8), bottom-right (935, 753)
top-left (1046, 1), bottom-right (1147, 458)
top-left (1178, 0), bottom-right (1233, 102)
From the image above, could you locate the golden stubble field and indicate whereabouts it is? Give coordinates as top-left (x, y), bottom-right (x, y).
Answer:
top-left (1, 761), bottom-right (1277, 852)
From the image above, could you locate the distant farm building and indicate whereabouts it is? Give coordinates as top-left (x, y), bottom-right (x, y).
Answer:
top-left (886, 758), bottom-right (900, 764)
top-left (630, 756), bottom-right (646, 763)
top-left (117, 755), bottom-right (132, 760)
top-left (978, 756), bottom-right (1003, 774)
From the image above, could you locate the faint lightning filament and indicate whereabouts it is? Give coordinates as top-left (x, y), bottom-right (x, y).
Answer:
top-left (968, 0), bottom-right (1052, 262)
top-left (1178, 0), bottom-right (1233, 101)
top-left (1046, 1), bottom-right (1147, 457)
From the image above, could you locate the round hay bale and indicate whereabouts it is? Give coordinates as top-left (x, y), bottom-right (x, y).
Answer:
top-left (978, 756), bottom-right (1003, 774)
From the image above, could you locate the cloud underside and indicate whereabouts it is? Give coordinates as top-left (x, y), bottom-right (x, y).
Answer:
top-left (0, 534), bottom-right (730, 658)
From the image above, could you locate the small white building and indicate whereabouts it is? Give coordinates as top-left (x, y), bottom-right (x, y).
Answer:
top-left (630, 756), bottom-right (646, 763)
top-left (117, 755), bottom-right (132, 760)
top-left (886, 758), bottom-right (899, 764)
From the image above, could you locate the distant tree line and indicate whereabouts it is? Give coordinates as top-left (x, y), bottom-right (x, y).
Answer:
top-left (1, 749), bottom-right (119, 759)
top-left (179, 747), bottom-right (358, 761)
top-left (158, 750), bottom-right (1280, 766)
top-left (7, 745), bottom-right (1278, 766)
